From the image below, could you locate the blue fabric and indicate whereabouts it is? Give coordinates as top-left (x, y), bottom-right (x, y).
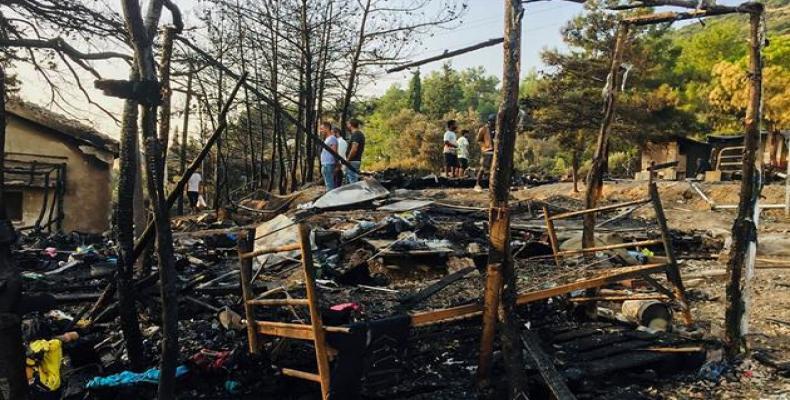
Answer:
top-left (345, 161), bottom-right (362, 183)
top-left (322, 164), bottom-right (337, 191)
top-left (86, 365), bottom-right (189, 389)
top-left (321, 135), bottom-right (339, 165)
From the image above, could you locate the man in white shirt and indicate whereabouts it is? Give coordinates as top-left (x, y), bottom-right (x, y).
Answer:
top-left (333, 126), bottom-right (348, 187)
top-left (186, 172), bottom-right (202, 213)
top-left (456, 129), bottom-right (470, 177)
top-left (443, 120), bottom-right (458, 177)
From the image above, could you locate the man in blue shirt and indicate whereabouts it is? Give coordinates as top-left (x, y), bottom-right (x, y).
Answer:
top-left (319, 121), bottom-right (339, 191)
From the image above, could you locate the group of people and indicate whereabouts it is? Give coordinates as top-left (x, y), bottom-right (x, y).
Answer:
top-left (443, 114), bottom-right (497, 192)
top-left (320, 118), bottom-right (366, 191)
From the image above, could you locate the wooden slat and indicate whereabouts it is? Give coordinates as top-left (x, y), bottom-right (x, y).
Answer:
top-left (516, 263), bottom-right (669, 305)
top-left (298, 224), bottom-right (332, 400)
top-left (281, 368), bottom-right (322, 382)
top-left (410, 302), bottom-right (484, 327)
top-left (549, 198), bottom-right (651, 220)
top-left (247, 298), bottom-right (310, 307)
top-left (258, 321), bottom-right (315, 341)
top-left (256, 321), bottom-right (350, 339)
top-left (554, 239), bottom-right (664, 257)
top-left (238, 229), bottom-right (259, 354)
top-left (239, 242), bottom-right (301, 259)
top-left (410, 263), bottom-right (672, 327)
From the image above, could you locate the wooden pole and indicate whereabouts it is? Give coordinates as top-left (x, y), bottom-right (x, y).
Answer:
top-left (785, 135), bottom-right (789, 217)
top-left (724, 5), bottom-right (764, 358)
top-left (582, 23), bottom-right (630, 249)
top-left (477, 0), bottom-right (529, 396)
top-left (298, 224), bottom-right (332, 399)
top-left (477, 263), bottom-right (502, 384)
top-left (649, 182), bottom-right (693, 327)
top-left (543, 207), bottom-right (561, 268)
top-left (386, 38), bottom-right (504, 73)
top-left (239, 228), bottom-right (259, 354)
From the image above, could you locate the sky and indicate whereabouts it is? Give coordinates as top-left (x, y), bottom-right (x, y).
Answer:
top-left (9, 0), bottom-right (744, 138)
top-left (366, 0), bottom-right (586, 95)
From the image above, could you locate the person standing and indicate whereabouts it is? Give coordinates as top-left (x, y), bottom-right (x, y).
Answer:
top-left (443, 120), bottom-right (459, 178)
top-left (475, 114), bottom-right (496, 191)
top-left (186, 171), bottom-right (202, 213)
top-left (320, 121), bottom-right (339, 191)
top-left (333, 126), bottom-right (348, 188)
top-left (345, 119), bottom-right (365, 183)
top-left (457, 129), bottom-right (470, 177)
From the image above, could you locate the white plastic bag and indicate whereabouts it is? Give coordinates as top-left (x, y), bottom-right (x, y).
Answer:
top-left (196, 194), bottom-right (208, 209)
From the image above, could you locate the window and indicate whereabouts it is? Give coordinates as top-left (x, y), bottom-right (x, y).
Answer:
top-left (4, 191), bottom-right (23, 221)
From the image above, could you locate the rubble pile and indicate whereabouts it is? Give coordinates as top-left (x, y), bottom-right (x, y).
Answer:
top-left (5, 179), bottom-right (774, 399)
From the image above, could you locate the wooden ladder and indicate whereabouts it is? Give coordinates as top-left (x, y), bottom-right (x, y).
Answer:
top-left (238, 223), bottom-right (345, 399)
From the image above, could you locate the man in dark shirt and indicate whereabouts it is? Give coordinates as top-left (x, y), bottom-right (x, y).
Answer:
top-left (345, 118), bottom-right (365, 183)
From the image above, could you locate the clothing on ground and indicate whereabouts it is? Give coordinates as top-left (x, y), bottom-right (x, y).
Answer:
top-left (443, 130), bottom-right (457, 154)
top-left (187, 172), bottom-right (201, 192)
top-left (457, 136), bottom-right (469, 159)
top-left (321, 135), bottom-right (339, 165)
top-left (86, 365), bottom-right (190, 389)
top-left (349, 131), bottom-right (365, 161)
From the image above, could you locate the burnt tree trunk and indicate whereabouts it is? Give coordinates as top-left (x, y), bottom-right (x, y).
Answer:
top-left (724, 6), bottom-right (764, 358)
top-left (583, 23), bottom-right (630, 248)
top-left (0, 63), bottom-right (30, 400)
top-left (115, 72), bottom-right (146, 371)
top-left (177, 71), bottom-right (193, 215)
top-left (120, 1), bottom-right (179, 399)
top-left (477, 1), bottom-right (529, 397)
top-left (340, 0), bottom-right (371, 133)
top-left (572, 148), bottom-right (580, 193)
top-left (157, 26), bottom-right (177, 178)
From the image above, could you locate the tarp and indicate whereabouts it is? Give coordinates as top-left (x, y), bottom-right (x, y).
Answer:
top-left (311, 179), bottom-right (389, 210)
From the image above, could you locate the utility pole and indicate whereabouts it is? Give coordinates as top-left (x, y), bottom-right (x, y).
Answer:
top-left (477, 0), bottom-right (529, 398)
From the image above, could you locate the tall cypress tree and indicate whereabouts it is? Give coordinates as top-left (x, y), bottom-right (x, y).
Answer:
top-left (407, 69), bottom-right (422, 112)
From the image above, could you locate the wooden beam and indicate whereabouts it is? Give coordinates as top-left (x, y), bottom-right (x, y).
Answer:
top-left (386, 38), bottom-right (504, 73)
top-left (521, 330), bottom-right (577, 400)
top-left (553, 239), bottom-right (664, 258)
top-left (551, 198), bottom-right (651, 220)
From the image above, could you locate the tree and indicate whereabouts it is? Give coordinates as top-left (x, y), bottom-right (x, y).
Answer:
top-left (708, 34), bottom-right (790, 133)
top-left (408, 70), bottom-right (422, 112)
top-left (459, 66), bottom-right (499, 119)
top-left (422, 62), bottom-right (464, 118)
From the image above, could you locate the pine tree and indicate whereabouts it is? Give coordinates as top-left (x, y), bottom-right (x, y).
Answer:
top-left (407, 70), bottom-right (422, 112)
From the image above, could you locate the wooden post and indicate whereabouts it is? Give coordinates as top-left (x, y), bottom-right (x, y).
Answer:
top-left (582, 22), bottom-right (631, 249)
top-left (543, 206), bottom-right (561, 268)
top-left (785, 135), bottom-right (789, 217)
top-left (298, 224), bottom-right (331, 399)
top-left (477, 0), bottom-right (529, 397)
top-left (238, 228), bottom-right (259, 354)
top-left (724, 5), bottom-right (764, 358)
top-left (476, 263), bottom-right (502, 384)
top-left (648, 182), bottom-right (693, 327)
